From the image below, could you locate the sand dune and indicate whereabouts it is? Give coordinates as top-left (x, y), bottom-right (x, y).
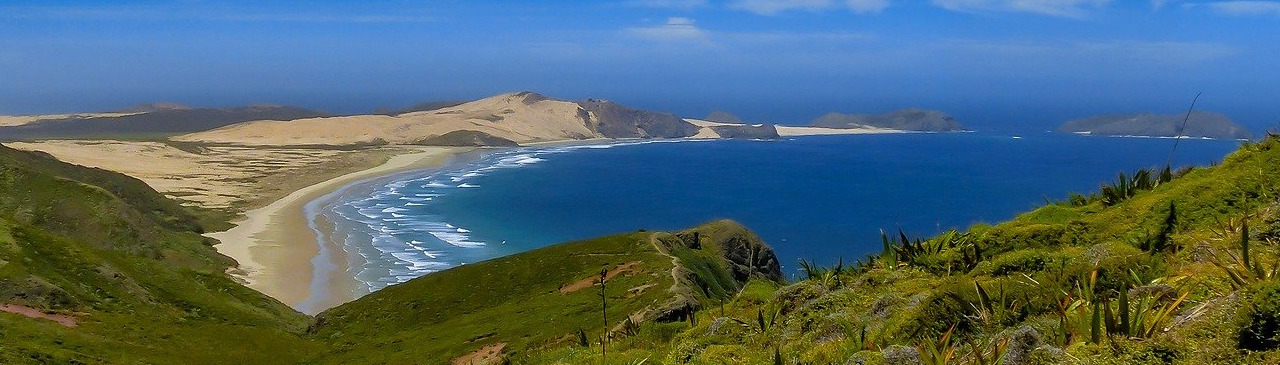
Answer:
top-left (177, 92), bottom-right (601, 146)
top-left (5, 140), bottom-right (404, 210)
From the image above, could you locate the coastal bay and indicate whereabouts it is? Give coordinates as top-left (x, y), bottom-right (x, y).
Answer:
top-left (206, 147), bottom-right (465, 313)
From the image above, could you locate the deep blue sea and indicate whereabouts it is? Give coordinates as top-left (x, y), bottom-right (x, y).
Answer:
top-left (313, 133), bottom-right (1241, 294)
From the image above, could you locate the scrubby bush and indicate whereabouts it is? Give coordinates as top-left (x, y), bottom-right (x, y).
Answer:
top-left (1238, 280), bottom-right (1280, 351)
top-left (978, 249), bottom-right (1067, 277)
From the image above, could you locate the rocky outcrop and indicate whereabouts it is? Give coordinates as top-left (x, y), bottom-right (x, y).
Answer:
top-left (647, 220), bottom-right (784, 322)
top-left (1057, 111), bottom-right (1253, 139)
top-left (577, 99), bottom-right (701, 139)
top-left (811, 108), bottom-right (965, 132)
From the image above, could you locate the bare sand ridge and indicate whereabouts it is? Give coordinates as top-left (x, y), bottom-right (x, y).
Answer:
top-left (176, 92), bottom-right (602, 146)
top-left (0, 112), bottom-right (143, 127)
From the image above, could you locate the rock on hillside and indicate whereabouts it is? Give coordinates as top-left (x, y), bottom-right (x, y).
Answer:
top-left (1057, 111), bottom-right (1253, 139)
top-left (812, 108), bottom-right (965, 132)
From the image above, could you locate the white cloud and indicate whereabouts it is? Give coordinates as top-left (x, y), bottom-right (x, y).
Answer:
top-left (1201, 1), bottom-right (1280, 16)
top-left (622, 0), bottom-right (710, 10)
top-left (728, 0), bottom-right (889, 15)
top-left (931, 0), bottom-right (1112, 17)
top-left (626, 17), bottom-right (710, 42)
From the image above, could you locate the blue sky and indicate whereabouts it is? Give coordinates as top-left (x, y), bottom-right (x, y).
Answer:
top-left (1, 0), bottom-right (1277, 130)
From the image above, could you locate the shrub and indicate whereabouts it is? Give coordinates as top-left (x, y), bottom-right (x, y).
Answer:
top-left (1238, 280), bottom-right (1280, 351)
top-left (979, 249), bottom-right (1066, 276)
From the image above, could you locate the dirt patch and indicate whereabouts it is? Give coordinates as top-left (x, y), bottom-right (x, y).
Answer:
top-left (0, 304), bottom-right (78, 327)
top-left (451, 342), bottom-right (506, 365)
top-left (626, 283), bottom-right (658, 298)
top-left (560, 261), bottom-right (642, 294)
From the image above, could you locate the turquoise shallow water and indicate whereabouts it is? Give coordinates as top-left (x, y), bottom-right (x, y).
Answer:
top-left (312, 132), bottom-right (1241, 296)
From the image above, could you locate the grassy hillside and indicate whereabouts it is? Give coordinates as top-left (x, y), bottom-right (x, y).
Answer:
top-left (525, 134), bottom-right (1280, 364)
top-left (0, 144), bottom-right (318, 364)
top-left (5, 133), bottom-right (1279, 364)
top-left (309, 220), bottom-right (783, 364)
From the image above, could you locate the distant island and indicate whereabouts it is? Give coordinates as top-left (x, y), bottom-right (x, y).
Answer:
top-left (810, 108), bottom-right (966, 132)
top-left (1057, 111), bottom-right (1253, 139)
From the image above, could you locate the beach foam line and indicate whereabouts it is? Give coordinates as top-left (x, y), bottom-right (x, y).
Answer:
top-left (215, 146), bottom-right (466, 315)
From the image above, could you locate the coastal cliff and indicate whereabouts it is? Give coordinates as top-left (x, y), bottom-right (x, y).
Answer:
top-left (578, 98), bottom-right (702, 139)
top-left (1058, 111), bottom-right (1254, 139)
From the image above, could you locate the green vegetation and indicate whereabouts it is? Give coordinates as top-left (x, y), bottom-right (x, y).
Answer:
top-left (0, 144), bottom-right (318, 364)
top-left (309, 219), bottom-right (782, 364)
top-left (4, 133), bottom-right (1280, 364)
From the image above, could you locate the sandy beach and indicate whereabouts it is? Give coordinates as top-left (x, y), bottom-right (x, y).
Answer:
top-left (204, 147), bottom-right (465, 313)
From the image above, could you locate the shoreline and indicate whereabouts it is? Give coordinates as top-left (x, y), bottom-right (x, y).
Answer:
top-left (205, 146), bottom-right (467, 314)
top-left (212, 131), bottom-right (929, 314)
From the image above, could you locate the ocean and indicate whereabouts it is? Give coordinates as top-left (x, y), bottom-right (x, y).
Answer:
top-left (310, 132), bottom-right (1241, 296)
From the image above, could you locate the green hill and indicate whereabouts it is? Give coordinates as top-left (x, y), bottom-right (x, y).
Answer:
top-left (4, 133), bottom-right (1280, 364)
top-left (0, 144), bottom-right (318, 364)
top-left (308, 220), bottom-right (783, 364)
